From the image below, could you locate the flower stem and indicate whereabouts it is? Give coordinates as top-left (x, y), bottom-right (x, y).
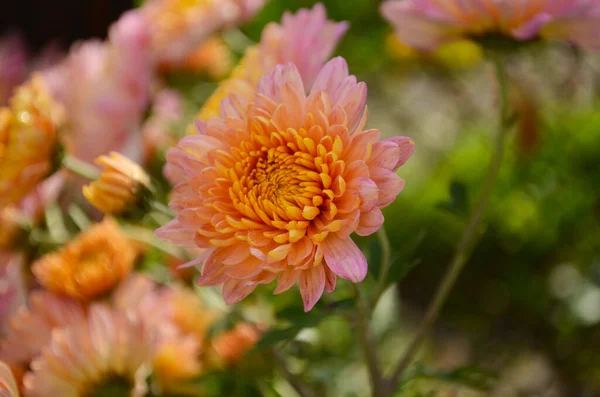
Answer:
top-left (272, 350), bottom-right (321, 397)
top-left (373, 227), bottom-right (393, 305)
top-left (150, 201), bottom-right (176, 218)
top-left (62, 155), bottom-right (100, 180)
top-left (352, 284), bottom-right (384, 397)
top-left (382, 55), bottom-right (512, 396)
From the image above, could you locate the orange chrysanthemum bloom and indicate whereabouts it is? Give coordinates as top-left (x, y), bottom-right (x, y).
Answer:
top-left (159, 36), bottom-right (232, 79)
top-left (158, 58), bottom-right (415, 311)
top-left (210, 323), bottom-right (260, 366)
top-left (32, 218), bottom-right (138, 300)
top-left (153, 336), bottom-right (202, 388)
top-left (0, 74), bottom-right (62, 207)
top-left (143, 0), bottom-right (264, 63)
top-left (83, 152), bottom-right (151, 215)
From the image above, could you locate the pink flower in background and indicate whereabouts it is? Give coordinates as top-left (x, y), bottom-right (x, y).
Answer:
top-left (158, 58), bottom-right (414, 311)
top-left (23, 304), bottom-right (156, 397)
top-left (196, 3), bottom-right (348, 121)
top-left (44, 11), bottom-right (153, 164)
top-left (142, 89), bottom-right (185, 162)
top-left (381, 0), bottom-right (600, 50)
top-left (0, 291), bottom-right (85, 365)
top-left (142, 0), bottom-right (267, 64)
top-left (0, 254), bottom-right (25, 335)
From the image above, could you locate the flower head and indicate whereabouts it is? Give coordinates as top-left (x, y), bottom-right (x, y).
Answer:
top-left (0, 74), bottom-right (61, 207)
top-left (143, 0), bottom-right (266, 63)
top-left (0, 291), bottom-right (85, 365)
top-left (0, 361), bottom-right (19, 397)
top-left (44, 11), bottom-right (152, 164)
top-left (196, 4), bottom-right (348, 122)
top-left (23, 304), bottom-right (157, 397)
top-left (0, 254), bottom-right (25, 335)
top-left (83, 152), bottom-right (151, 215)
top-left (32, 218), bottom-right (138, 301)
top-left (158, 57), bottom-right (414, 311)
top-left (153, 336), bottom-right (202, 388)
top-left (381, 0), bottom-right (600, 50)
top-left (210, 323), bottom-right (260, 366)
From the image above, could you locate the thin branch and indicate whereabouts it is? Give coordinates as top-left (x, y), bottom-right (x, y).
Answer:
top-left (352, 284), bottom-right (384, 397)
top-left (272, 350), bottom-right (320, 397)
top-left (382, 55), bottom-right (512, 396)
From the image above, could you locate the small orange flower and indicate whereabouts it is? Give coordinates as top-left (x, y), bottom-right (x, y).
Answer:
top-left (170, 285), bottom-right (217, 341)
top-left (159, 36), bottom-right (232, 79)
top-left (83, 152), bottom-right (151, 215)
top-left (153, 336), bottom-right (202, 387)
top-left (0, 74), bottom-right (62, 207)
top-left (32, 218), bottom-right (137, 301)
top-left (211, 323), bottom-right (260, 366)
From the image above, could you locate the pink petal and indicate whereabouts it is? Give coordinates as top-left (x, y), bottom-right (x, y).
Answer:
top-left (274, 269), bottom-right (301, 294)
top-left (300, 265), bottom-right (326, 311)
top-left (356, 207), bottom-right (384, 237)
top-left (257, 63), bottom-right (306, 105)
top-left (324, 266), bottom-right (337, 293)
top-left (322, 233), bottom-right (367, 282)
top-left (155, 218), bottom-right (197, 248)
top-left (370, 167), bottom-right (406, 208)
top-left (222, 279), bottom-right (257, 305)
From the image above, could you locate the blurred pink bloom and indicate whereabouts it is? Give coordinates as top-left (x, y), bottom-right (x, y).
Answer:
top-left (0, 34), bottom-right (28, 106)
top-left (142, 89), bottom-right (185, 162)
top-left (44, 11), bottom-right (153, 164)
top-left (196, 3), bottom-right (348, 121)
top-left (158, 57), bottom-right (414, 311)
top-left (142, 0), bottom-right (267, 64)
top-left (381, 0), bottom-right (600, 50)
top-left (0, 254), bottom-right (25, 336)
top-left (23, 304), bottom-right (156, 397)
top-left (0, 291), bottom-right (85, 365)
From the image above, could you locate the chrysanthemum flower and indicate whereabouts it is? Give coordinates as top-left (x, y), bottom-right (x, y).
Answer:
top-left (23, 304), bottom-right (157, 397)
top-left (32, 218), bottom-right (138, 301)
top-left (83, 152), bottom-right (151, 215)
top-left (0, 74), bottom-right (61, 207)
top-left (196, 4), bottom-right (349, 122)
top-left (143, 0), bottom-right (266, 63)
top-left (0, 254), bottom-right (25, 336)
top-left (210, 323), bottom-right (260, 366)
top-left (381, 0), bottom-right (600, 50)
top-left (159, 36), bottom-right (233, 79)
top-left (44, 11), bottom-right (152, 164)
top-left (0, 361), bottom-right (19, 397)
top-left (0, 291), bottom-right (85, 365)
top-left (153, 336), bottom-right (202, 388)
top-left (158, 57), bottom-right (415, 311)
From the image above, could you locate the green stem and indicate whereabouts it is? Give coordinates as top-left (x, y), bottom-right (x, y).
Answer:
top-left (150, 201), bottom-right (176, 218)
top-left (62, 155), bottom-right (100, 180)
top-left (272, 350), bottom-right (321, 397)
top-left (382, 56), bottom-right (512, 396)
top-left (352, 284), bottom-right (384, 397)
top-left (373, 227), bottom-right (393, 305)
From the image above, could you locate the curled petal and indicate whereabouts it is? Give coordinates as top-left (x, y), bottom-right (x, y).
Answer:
top-left (322, 233), bottom-right (367, 282)
top-left (300, 265), bottom-right (325, 311)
